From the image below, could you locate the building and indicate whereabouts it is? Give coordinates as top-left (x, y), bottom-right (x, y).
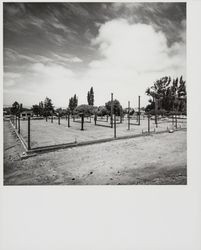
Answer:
top-left (20, 111), bottom-right (33, 119)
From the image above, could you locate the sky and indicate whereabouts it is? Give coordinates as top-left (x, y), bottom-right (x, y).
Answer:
top-left (3, 2), bottom-right (186, 109)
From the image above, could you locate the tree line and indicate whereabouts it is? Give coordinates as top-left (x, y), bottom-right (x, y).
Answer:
top-left (5, 75), bottom-right (187, 117)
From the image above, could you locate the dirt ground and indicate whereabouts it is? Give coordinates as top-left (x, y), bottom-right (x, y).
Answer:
top-left (16, 116), bottom-right (186, 148)
top-left (3, 120), bottom-right (187, 185)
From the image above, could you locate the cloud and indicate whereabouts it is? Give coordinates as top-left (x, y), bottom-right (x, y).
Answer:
top-left (82, 19), bottom-right (186, 106)
top-left (4, 48), bottom-right (37, 63)
top-left (51, 53), bottom-right (83, 63)
top-left (4, 72), bottom-right (22, 87)
top-left (91, 19), bottom-right (185, 73)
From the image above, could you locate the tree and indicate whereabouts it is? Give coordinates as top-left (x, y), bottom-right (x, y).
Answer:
top-left (68, 94), bottom-right (78, 113)
top-left (97, 106), bottom-right (108, 116)
top-left (87, 87), bottom-right (94, 106)
top-left (55, 108), bottom-right (67, 116)
top-left (145, 76), bottom-right (186, 114)
top-left (44, 97), bottom-right (54, 116)
top-left (38, 101), bottom-right (44, 116)
top-left (105, 99), bottom-right (123, 116)
top-left (74, 104), bottom-right (93, 116)
top-left (10, 101), bottom-right (20, 115)
top-left (32, 105), bottom-right (40, 116)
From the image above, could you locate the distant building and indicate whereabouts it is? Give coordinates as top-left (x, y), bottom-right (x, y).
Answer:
top-left (20, 111), bottom-right (33, 119)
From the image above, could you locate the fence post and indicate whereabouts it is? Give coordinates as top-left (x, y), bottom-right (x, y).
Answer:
top-left (68, 114), bottom-right (70, 127)
top-left (58, 114), bottom-right (60, 125)
top-left (155, 98), bottom-right (158, 128)
top-left (114, 114), bottom-right (116, 138)
top-left (15, 115), bottom-right (18, 129)
top-left (28, 116), bottom-right (31, 150)
top-left (51, 115), bottom-right (53, 123)
top-left (46, 113), bottom-right (48, 122)
top-left (128, 101), bottom-right (130, 130)
top-left (18, 115), bottom-right (20, 134)
top-left (94, 114), bottom-right (97, 125)
top-left (148, 114), bottom-right (150, 134)
top-left (138, 96), bottom-right (141, 125)
top-left (81, 114), bottom-right (84, 130)
top-left (111, 93), bottom-right (113, 128)
top-left (175, 115), bottom-right (177, 129)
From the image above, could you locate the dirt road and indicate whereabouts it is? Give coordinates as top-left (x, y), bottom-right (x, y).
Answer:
top-left (4, 120), bottom-right (187, 185)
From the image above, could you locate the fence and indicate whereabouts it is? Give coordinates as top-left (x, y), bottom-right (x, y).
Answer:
top-left (8, 111), bottom-right (187, 155)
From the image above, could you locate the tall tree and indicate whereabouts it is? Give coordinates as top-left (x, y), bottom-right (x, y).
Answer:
top-left (73, 94), bottom-right (78, 108)
top-left (44, 97), bottom-right (54, 116)
top-left (38, 101), bottom-right (44, 116)
top-left (68, 94), bottom-right (78, 113)
top-left (87, 87), bottom-right (94, 106)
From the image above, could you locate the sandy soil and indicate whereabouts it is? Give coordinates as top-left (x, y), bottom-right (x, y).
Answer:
top-left (4, 120), bottom-right (187, 185)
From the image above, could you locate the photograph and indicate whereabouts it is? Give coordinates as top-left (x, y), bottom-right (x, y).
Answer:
top-left (3, 2), bottom-right (187, 185)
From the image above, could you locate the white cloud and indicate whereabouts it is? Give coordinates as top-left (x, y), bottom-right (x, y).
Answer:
top-left (4, 72), bottom-right (21, 87)
top-left (51, 53), bottom-right (83, 63)
top-left (84, 19), bottom-right (186, 107)
top-left (91, 19), bottom-right (184, 73)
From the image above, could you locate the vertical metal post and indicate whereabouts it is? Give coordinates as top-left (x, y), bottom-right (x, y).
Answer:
top-left (114, 115), bottom-right (116, 138)
top-left (58, 114), bottom-right (60, 125)
top-left (128, 101), bottom-right (130, 130)
top-left (28, 116), bottom-right (31, 150)
top-left (68, 114), bottom-right (70, 127)
top-left (18, 115), bottom-right (20, 134)
top-left (155, 97), bottom-right (158, 128)
top-left (138, 96), bottom-right (141, 125)
top-left (16, 115), bottom-right (18, 129)
top-left (81, 114), bottom-right (84, 130)
top-left (111, 93), bottom-right (113, 128)
top-left (148, 114), bottom-right (150, 134)
top-left (94, 114), bottom-right (97, 125)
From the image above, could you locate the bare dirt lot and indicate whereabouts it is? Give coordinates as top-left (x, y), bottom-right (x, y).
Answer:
top-left (17, 116), bottom-right (186, 148)
top-left (4, 120), bottom-right (187, 185)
